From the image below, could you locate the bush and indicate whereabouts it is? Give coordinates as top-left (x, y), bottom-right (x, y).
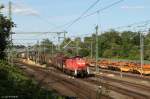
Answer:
top-left (0, 60), bottom-right (55, 99)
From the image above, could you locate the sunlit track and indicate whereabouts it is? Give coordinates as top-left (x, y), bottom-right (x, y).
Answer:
top-left (82, 77), bottom-right (150, 99)
top-left (98, 76), bottom-right (150, 92)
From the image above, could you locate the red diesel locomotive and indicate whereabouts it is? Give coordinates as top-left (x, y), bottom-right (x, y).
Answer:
top-left (51, 53), bottom-right (89, 77)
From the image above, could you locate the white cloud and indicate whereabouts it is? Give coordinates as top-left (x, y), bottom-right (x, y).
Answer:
top-left (2, 2), bottom-right (39, 16)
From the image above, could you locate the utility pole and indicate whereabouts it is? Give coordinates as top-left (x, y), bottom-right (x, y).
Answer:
top-left (56, 31), bottom-right (67, 51)
top-left (140, 32), bottom-right (144, 76)
top-left (9, 1), bottom-right (12, 20)
top-left (64, 31), bottom-right (67, 40)
top-left (8, 1), bottom-right (12, 40)
top-left (95, 25), bottom-right (99, 73)
top-left (57, 34), bottom-right (61, 51)
top-left (8, 1), bottom-right (13, 66)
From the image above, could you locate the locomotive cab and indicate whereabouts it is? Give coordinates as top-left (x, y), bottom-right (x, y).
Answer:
top-left (65, 56), bottom-right (89, 77)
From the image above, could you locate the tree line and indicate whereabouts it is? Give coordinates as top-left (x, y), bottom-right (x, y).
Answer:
top-left (38, 29), bottom-right (150, 61)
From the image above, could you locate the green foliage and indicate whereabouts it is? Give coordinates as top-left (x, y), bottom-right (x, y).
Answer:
top-left (58, 29), bottom-right (150, 61)
top-left (35, 28), bottom-right (150, 61)
top-left (0, 11), bottom-right (14, 59)
top-left (0, 60), bottom-right (58, 99)
top-left (79, 48), bottom-right (89, 57)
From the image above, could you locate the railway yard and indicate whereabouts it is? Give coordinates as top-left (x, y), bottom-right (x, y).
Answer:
top-left (14, 58), bottom-right (150, 99)
top-left (1, 0), bottom-right (150, 99)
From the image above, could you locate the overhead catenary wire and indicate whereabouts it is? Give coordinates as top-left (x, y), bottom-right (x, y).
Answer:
top-left (12, 0), bottom-right (150, 46)
top-left (33, 0), bottom-right (100, 37)
top-left (64, 0), bottom-right (100, 29)
top-left (55, 0), bottom-right (124, 31)
top-left (110, 19), bottom-right (150, 31)
top-left (82, 0), bottom-right (124, 19)
top-left (13, 19), bottom-right (150, 44)
top-left (13, 31), bottom-right (65, 34)
top-left (13, 0), bottom-right (124, 37)
top-left (66, 19), bottom-right (150, 52)
top-left (45, 0), bottom-right (101, 32)
top-left (12, 2), bottom-right (63, 40)
top-left (12, 0), bottom-right (99, 37)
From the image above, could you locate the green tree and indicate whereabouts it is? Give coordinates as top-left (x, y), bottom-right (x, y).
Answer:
top-left (59, 29), bottom-right (150, 61)
top-left (0, 7), bottom-right (14, 59)
top-left (79, 48), bottom-right (89, 57)
top-left (99, 29), bottom-right (121, 57)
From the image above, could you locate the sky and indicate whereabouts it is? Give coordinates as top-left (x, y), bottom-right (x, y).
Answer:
top-left (1, 0), bottom-right (150, 45)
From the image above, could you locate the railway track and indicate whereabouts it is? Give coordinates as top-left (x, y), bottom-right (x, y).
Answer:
top-left (14, 61), bottom-right (150, 99)
top-left (89, 66), bottom-right (150, 98)
top-left (90, 66), bottom-right (150, 81)
top-left (101, 76), bottom-right (150, 92)
top-left (41, 69), bottom-right (96, 99)
top-left (82, 77), bottom-right (150, 99)
top-left (14, 61), bottom-right (109, 99)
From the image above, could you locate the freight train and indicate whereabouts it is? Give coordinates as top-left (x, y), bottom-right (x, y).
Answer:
top-left (18, 52), bottom-right (90, 77)
top-left (18, 51), bottom-right (150, 76)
